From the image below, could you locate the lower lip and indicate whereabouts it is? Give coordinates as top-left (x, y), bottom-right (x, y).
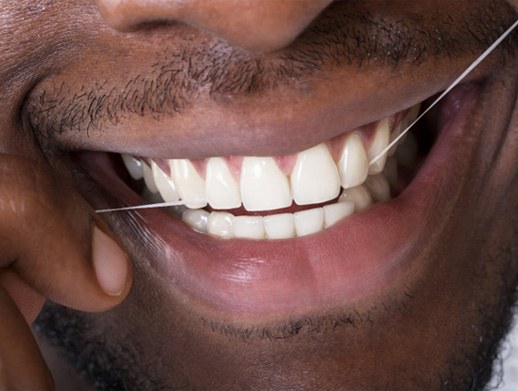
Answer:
top-left (81, 83), bottom-right (479, 321)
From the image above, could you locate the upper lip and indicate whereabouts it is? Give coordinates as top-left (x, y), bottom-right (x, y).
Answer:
top-left (27, 54), bottom-right (489, 160)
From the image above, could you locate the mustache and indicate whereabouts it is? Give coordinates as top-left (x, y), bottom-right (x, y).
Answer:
top-left (25, 0), bottom-right (517, 140)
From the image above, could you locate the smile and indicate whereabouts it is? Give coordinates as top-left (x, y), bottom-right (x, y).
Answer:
top-left (76, 79), bottom-right (480, 321)
top-left (119, 104), bottom-right (421, 239)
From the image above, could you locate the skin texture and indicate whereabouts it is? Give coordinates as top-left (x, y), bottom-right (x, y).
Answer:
top-left (0, 0), bottom-right (517, 389)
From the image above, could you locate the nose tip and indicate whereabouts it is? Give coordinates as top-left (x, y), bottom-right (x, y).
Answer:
top-left (96, 0), bottom-right (334, 53)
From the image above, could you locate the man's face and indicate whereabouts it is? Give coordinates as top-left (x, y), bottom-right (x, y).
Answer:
top-left (2, 0), bottom-right (516, 388)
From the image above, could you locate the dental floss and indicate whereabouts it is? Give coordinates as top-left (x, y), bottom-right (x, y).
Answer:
top-left (96, 200), bottom-right (197, 213)
top-left (368, 19), bottom-right (518, 166)
top-left (96, 19), bottom-right (517, 214)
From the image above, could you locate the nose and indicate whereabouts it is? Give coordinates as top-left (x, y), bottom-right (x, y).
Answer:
top-left (96, 0), bottom-right (334, 52)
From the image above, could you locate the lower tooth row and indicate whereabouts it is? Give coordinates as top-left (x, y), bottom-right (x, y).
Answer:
top-left (181, 182), bottom-right (382, 240)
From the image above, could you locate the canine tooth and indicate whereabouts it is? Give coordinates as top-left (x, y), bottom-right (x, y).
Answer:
top-left (142, 162), bottom-right (159, 194)
top-left (182, 209), bottom-right (209, 233)
top-left (339, 185), bottom-right (372, 211)
top-left (170, 159), bottom-right (207, 209)
top-left (264, 213), bottom-right (295, 239)
top-left (205, 157), bottom-right (241, 209)
top-left (294, 208), bottom-right (324, 237)
top-left (207, 212), bottom-right (234, 238)
top-left (290, 144), bottom-right (340, 205)
top-left (121, 154), bottom-right (144, 180)
top-left (241, 157), bottom-right (292, 211)
top-left (152, 162), bottom-right (179, 202)
top-left (367, 118), bottom-right (390, 175)
top-left (365, 174), bottom-right (391, 202)
top-left (338, 132), bottom-right (369, 189)
top-left (233, 216), bottom-right (265, 239)
top-left (324, 202), bottom-right (354, 228)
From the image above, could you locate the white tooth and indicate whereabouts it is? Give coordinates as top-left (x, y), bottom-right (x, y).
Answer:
top-left (240, 157), bottom-right (292, 211)
top-left (170, 159), bottom-right (207, 209)
top-left (182, 209), bottom-right (209, 233)
top-left (365, 174), bottom-right (391, 202)
top-left (338, 132), bottom-right (369, 189)
top-left (205, 157), bottom-right (241, 210)
top-left (207, 212), bottom-right (234, 238)
top-left (121, 154), bottom-right (144, 180)
top-left (339, 185), bottom-right (372, 211)
top-left (294, 208), bottom-right (324, 237)
top-left (290, 144), bottom-right (340, 205)
top-left (395, 132), bottom-right (418, 168)
top-left (323, 202), bottom-right (354, 228)
top-left (367, 117), bottom-right (390, 175)
top-left (263, 213), bottom-right (295, 239)
top-left (383, 157), bottom-right (398, 188)
top-left (142, 162), bottom-right (159, 194)
top-left (233, 216), bottom-right (265, 239)
top-left (151, 162), bottom-right (180, 202)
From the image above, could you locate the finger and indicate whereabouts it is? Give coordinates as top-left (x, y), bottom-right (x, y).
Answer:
top-left (0, 287), bottom-right (53, 390)
top-left (0, 154), bottom-right (132, 312)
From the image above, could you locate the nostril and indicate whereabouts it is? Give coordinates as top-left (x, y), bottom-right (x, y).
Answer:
top-left (95, 0), bottom-right (179, 32)
top-left (96, 0), bottom-right (334, 53)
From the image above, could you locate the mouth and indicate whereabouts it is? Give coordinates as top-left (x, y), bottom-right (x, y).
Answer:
top-left (75, 81), bottom-right (480, 321)
top-left (117, 102), bottom-right (422, 239)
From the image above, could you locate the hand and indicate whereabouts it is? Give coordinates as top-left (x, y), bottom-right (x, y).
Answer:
top-left (0, 154), bottom-right (131, 390)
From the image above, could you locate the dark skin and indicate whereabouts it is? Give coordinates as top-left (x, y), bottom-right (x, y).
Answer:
top-left (0, 0), bottom-right (517, 389)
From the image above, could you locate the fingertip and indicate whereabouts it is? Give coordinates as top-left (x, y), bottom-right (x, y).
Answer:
top-left (92, 226), bottom-right (131, 297)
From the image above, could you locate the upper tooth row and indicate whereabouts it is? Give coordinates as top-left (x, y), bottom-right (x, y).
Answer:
top-left (122, 118), bottom-right (392, 212)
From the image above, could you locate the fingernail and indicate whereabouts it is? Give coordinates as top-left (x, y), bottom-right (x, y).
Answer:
top-left (92, 225), bottom-right (128, 296)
